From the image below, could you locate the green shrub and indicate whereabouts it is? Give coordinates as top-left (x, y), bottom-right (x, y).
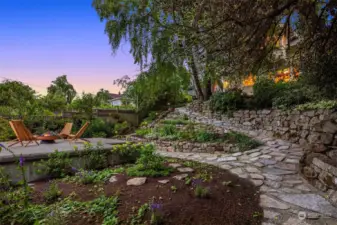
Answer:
top-left (0, 117), bottom-right (15, 142)
top-left (253, 77), bottom-right (288, 109)
top-left (36, 150), bottom-right (72, 178)
top-left (126, 144), bottom-right (173, 177)
top-left (301, 47), bottom-right (337, 99)
top-left (160, 119), bottom-right (190, 125)
top-left (194, 185), bottom-right (210, 198)
top-left (0, 167), bottom-right (11, 191)
top-left (82, 118), bottom-right (114, 138)
top-left (224, 132), bottom-right (261, 152)
top-left (209, 89), bottom-right (246, 114)
top-left (135, 128), bottom-right (152, 136)
top-left (43, 182), bottom-right (63, 204)
top-left (112, 142), bottom-right (143, 163)
top-left (295, 100), bottom-right (337, 111)
top-left (194, 130), bottom-right (219, 142)
top-left (79, 142), bottom-right (109, 170)
top-left (156, 124), bottom-right (178, 136)
top-left (114, 121), bottom-right (132, 135)
top-left (272, 82), bottom-right (314, 109)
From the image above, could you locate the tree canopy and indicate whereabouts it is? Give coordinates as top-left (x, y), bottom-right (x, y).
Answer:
top-left (93, 0), bottom-right (337, 99)
top-left (47, 75), bottom-right (77, 104)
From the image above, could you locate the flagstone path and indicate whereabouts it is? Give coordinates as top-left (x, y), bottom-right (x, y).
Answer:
top-left (156, 108), bottom-right (337, 225)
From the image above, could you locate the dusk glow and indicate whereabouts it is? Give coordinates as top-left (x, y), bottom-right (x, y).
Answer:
top-left (0, 0), bottom-right (139, 94)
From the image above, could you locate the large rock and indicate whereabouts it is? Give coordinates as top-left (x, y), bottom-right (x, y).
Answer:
top-left (260, 195), bottom-right (290, 209)
top-left (177, 167), bottom-right (194, 173)
top-left (322, 120), bottom-right (337, 134)
top-left (127, 177), bottom-right (147, 186)
top-left (276, 193), bottom-right (337, 218)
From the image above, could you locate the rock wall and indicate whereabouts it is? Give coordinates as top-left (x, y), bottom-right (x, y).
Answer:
top-left (188, 101), bottom-right (337, 152)
top-left (187, 101), bottom-right (337, 193)
top-left (155, 140), bottom-right (237, 154)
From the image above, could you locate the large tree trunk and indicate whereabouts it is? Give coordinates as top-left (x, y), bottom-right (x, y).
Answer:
top-left (190, 57), bottom-right (205, 100)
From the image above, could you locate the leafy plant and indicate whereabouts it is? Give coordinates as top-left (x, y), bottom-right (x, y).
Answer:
top-left (0, 166), bottom-right (11, 191)
top-left (81, 142), bottom-right (108, 170)
top-left (150, 203), bottom-right (164, 225)
top-left (126, 144), bottom-right (173, 177)
top-left (193, 179), bottom-right (210, 198)
top-left (43, 182), bottom-right (63, 204)
top-left (295, 100), bottom-right (337, 111)
top-left (224, 132), bottom-right (261, 152)
top-left (64, 167), bottom-right (125, 184)
top-left (128, 203), bottom-right (149, 225)
top-left (194, 130), bottom-right (219, 142)
top-left (112, 142), bottom-right (143, 163)
top-left (0, 117), bottom-right (15, 142)
top-left (170, 185), bottom-right (177, 193)
top-left (209, 89), bottom-right (246, 114)
top-left (160, 119), bottom-right (190, 125)
top-left (253, 77), bottom-right (288, 109)
top-left (157, 124), bottom-right (178, 136)
top-left (135, 128), bottom-right (152, 136)
top-left (36, 150), bottom-right (72, 178)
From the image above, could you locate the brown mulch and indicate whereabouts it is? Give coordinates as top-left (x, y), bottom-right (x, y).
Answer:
top-left (31, 164), bottom-right (263, 225)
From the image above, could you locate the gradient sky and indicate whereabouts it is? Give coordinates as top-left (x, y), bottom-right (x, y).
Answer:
top-left (0, 0), bottom-right (139, 95)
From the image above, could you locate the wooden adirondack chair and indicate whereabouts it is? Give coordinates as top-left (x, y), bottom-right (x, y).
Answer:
top-left (59, 123), bottom-right (73, 139)
top-left (68, 122), bottom-right (90, 143)
top-left (8, 120), bottom-right (39, 147)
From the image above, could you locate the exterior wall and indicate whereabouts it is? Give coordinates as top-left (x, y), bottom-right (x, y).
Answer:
top-left (110, 99), bottom-right (122, 106)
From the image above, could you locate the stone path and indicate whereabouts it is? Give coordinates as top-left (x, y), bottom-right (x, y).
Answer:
top-left (156, 108), bottom-right (337, 225)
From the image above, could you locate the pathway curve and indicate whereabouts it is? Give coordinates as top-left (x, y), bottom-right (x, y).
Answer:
top-left (157, 108), bottom-right (337, 225)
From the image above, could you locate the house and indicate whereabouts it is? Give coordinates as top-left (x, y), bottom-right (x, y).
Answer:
top-left (109, 93), bottom-right (122, 106)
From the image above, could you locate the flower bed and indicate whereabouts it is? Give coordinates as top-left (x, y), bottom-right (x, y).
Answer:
top-left (0, 145), bottom-right (263, 225)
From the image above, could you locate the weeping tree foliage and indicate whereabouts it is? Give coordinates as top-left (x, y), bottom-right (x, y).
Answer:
top-left (115, 62), bottom-right (190, 111)
top-left (93, 0), bottom-right (337, 99)
top-left (47, 75), bottom-right (77, 104)
top-left (92, 0), bottom-right (209, 100)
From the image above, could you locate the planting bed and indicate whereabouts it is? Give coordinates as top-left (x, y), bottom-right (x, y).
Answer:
top-left (9, 160), bottom-right (262, 225)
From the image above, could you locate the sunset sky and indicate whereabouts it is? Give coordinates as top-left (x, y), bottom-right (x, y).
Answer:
top-left (0, 0), bottom-right (139, 95)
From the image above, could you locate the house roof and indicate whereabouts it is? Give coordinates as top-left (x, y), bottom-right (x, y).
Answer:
top-left (109, 93), bottom-right (122, 99)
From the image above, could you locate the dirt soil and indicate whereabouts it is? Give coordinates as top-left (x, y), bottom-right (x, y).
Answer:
top-left (31, 163), bottom-right (263, 225)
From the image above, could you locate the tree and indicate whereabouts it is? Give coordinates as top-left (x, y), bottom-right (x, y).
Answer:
top-left (95, 88), bottom-right (111, 105)
top-left (47, 75), bottom-right (77, 104)
top-left (0, 80), bottom-right (38, 117)
top-left (71, 93), bottom-right (100, 120)
top-left (117, 62), bottom-right (190, 111)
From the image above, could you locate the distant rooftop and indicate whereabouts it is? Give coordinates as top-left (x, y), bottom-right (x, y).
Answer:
top-left (109, 93), bottom-right (122, 99)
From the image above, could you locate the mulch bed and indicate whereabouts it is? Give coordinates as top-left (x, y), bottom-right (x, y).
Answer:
top-left (31, 162), bottom-right (263, 225)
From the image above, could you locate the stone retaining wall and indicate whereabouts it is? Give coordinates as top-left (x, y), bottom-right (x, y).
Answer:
top-left (188, 101), bottom-right (337, 152)
top-left (155, 140), bottom-right (236, 154)
top-left (186, 101), bottom-right (337, 192)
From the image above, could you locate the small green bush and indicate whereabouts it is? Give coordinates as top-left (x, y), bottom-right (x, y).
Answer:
top-left (253, 77), bottom-right (288, 109)
top-left (194, 130), bottom-right (219, 142)
top-left (81, 143), bottom-right (108, 170)
top-left (43, 182), bottom-right (63, 204)
top-left (0, 117), bottom-right (15, 142)
top-left (112, 142), bottom-right (143, 163)
top-left (295, 100), bottom-right (337, 111)
top-left (224, 132), bottom-right (261, 152)
top-left (135, 128), bottom-right (152, 136)
top-left (126, 144), bottom-right (173, 177)
top-left (36, 150), bottom-right (72, 178)
top-left (160, 119), bottom-right (190, 125)
top-left (194, 185), bottom-right (210, 198)
top-left (82, 118), bottom-right (114, 138)
top-left (0, 167), bottom-right (11, 191)
top-left (209, 89), bottom-right (246, 114)
top-left (156, 124), bottom-right (178, 136)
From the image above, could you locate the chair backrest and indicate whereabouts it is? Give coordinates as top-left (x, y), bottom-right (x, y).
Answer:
top-left (9, 120), bottom-right (35, 141)
top-left (59, 123), bottom-right (73, 136)
top-left (74, 122), bottom-right (90, 138)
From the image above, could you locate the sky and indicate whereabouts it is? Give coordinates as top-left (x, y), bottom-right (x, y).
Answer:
top-left (0, 0), bottom-right (139, 95)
